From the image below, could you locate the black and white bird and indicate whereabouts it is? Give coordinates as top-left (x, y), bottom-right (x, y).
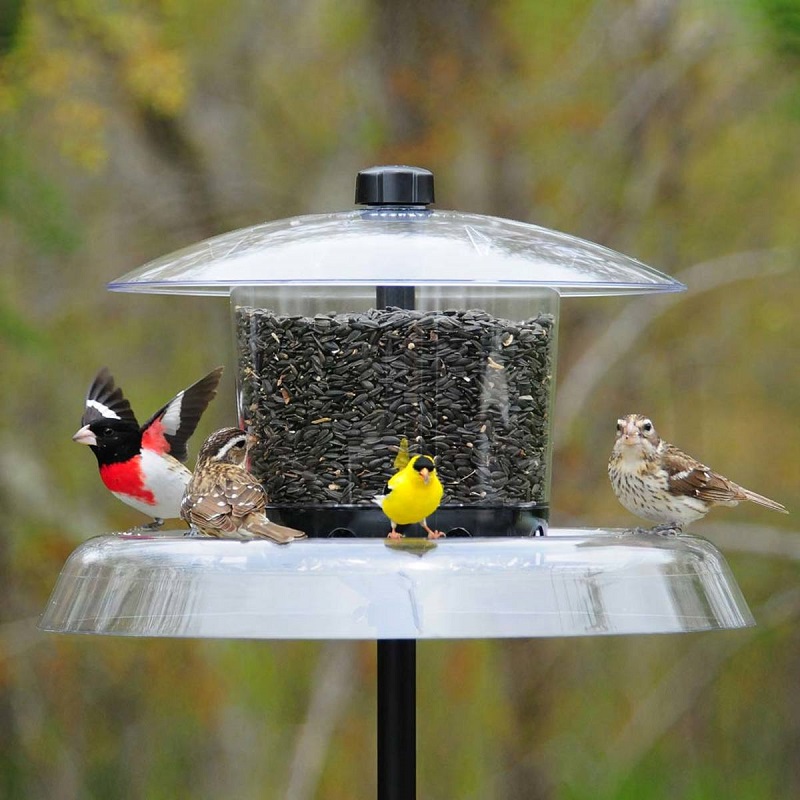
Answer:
top-left (608, 414), bottom-right (788, 530)
top-left (73, 366), bottom-right (223, 527)
top-left (181, 427), bottom-right (307, 543)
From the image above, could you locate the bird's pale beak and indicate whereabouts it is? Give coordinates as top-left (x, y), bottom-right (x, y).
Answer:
top-left (72, 425), bottom-right (97, 446)
top-left (419, 467), bottom-right (431, 484)
top-left (621, 421), bottom-right (640, 444)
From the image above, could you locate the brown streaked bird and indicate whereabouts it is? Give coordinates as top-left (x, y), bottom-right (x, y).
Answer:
top-left (608, 414), bottom-right (788, 530)
top-left (181, 427), bottom-right (307, 543)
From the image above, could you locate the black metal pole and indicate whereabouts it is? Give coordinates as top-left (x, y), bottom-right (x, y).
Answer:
top-left (359, 166), bottom-right (433, 800)
top-left (376, 282), bottom-right (417, 800)
top-left (376, 286), bottom-right (415, 309)
top-left (377, 639), bottom-right (416, 800)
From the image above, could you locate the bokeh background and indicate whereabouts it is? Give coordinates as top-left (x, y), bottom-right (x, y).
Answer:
top-left (2, 1), bottom-right (799, 797)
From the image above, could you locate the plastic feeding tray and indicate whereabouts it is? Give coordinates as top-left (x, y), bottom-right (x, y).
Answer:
top-left (39, 530), bottom-right (753, 639)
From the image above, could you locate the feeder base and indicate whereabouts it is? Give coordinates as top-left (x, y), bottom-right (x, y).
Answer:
top-left (267, 503), bottom-right (548, 539)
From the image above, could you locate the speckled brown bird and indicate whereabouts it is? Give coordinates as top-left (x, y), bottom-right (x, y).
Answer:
top-left (608, 414), bottom-right (788, 530)
top-left (181, 427), bottom-right (306, 543)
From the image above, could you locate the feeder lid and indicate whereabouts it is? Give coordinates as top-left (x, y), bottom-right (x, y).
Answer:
top-left (108, 166), bottom-right (685, 298)
top-left (39, 530), bottom-right (752, 640)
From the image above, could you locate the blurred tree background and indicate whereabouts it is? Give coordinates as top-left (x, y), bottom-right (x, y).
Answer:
top-left (1, 0), bottom-right (798, 797)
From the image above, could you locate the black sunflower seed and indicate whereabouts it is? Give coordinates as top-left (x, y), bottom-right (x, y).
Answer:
top-left (235, 305), bottom-right (554, 508)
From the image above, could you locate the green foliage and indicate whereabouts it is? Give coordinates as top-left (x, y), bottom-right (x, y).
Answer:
top-left (758, 0), bottom-right (800, 58)
top-left (0, 294), bottom-right (49, 352)
top-left (0, 138), bottom-right (82, 254)
top-left (0, 0), bottom-right (25, 56)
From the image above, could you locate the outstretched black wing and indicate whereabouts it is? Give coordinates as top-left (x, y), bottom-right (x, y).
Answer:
top-left (81, 367), bottom-right (138, 427)
top-left (140, 367), bottom-right (224, 463)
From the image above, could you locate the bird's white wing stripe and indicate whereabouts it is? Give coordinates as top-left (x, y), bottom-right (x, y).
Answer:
top-left (86, 399), bottom-right (120, 419)
top-left (160, 391), bottom-right (184, 435)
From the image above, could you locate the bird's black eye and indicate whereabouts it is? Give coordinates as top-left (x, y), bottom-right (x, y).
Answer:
top-left (102, 426), bottom-right (114, 436)
top-left (616, 421), bottom-right (623, 432)
top-left (642, 421), bottom-right (653, 433)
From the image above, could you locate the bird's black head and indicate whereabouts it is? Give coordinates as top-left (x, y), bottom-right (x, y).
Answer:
top-left (413, 455), bottom-right (436, 473)
top-left (73, 419), bottom-right (142, 465)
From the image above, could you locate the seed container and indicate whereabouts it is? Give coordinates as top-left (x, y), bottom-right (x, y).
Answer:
top-left (109, 166), bottom-right (684, 537)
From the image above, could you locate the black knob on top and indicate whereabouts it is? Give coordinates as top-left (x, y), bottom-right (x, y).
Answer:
top-left (355, 165), bottom-right (434, 206)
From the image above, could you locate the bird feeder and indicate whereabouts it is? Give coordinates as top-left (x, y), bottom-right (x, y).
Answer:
top-left (40, 166), bottom-right (754, 800)
top-left (101, 166), bottom-right (688, 538)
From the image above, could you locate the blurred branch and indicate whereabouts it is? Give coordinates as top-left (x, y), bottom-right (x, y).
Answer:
top-left (0, 619), bottom-right (43, 662)
top-left (47, 5), bottom-right (224, 240)
top-left (604, 586), bottom-right (800, 787)
top-left (0, 437), bottom-right (106, 538)
top-left (555, 249), bottom-right (793, 447)
top-left (284, 641), bottom-right (357, 800)
top-left (696, 522), bottom-right (800, 560)
top-left (596, 8), bottom-right (715, 149)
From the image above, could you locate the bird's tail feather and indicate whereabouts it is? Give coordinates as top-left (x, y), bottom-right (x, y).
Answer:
top-left (393, 437), bottom-right (410, 471)
top-left (742, 488), bottom-right (788, 514)
top-left (245, 518), bottom-right (308, 543)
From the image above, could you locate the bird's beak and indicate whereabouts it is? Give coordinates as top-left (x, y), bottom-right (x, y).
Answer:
top-left (72, 425), bottom-right (97, 446)
top-left (419, 467), bottom-right (431, 484)
top-left (620, 420), bottom-right (640, 445)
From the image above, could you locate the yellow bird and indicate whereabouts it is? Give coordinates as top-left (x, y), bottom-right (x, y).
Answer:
top-left (374, 453), bottom-right (445, 539)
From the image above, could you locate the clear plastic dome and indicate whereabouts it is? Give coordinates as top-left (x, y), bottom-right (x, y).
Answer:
top-left (108, 209), bottom-right (686, 297)
top-left (38, 530), bottom-right (753, 639)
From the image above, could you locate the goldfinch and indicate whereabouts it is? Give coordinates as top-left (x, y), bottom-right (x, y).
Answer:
top-left (374, 452), bottom-right (445, 539)
top-left (609, 414), bottom-right (788, 530)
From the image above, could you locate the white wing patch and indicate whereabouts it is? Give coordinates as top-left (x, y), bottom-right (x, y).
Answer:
top-left (86, 399), bottom-right (121, 419)
top-left (160, 391), bottom-right (184, 435)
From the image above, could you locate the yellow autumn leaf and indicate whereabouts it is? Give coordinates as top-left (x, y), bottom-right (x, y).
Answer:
top-left (52, 97), bottom-right (108, 170)
top-left (124, 47), bottom-right (187, 114)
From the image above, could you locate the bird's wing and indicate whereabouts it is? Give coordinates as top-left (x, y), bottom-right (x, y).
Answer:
top-left (141, 367), bottom-right (223, 461)
top-left (664, 445), bottom-right (787, 512)
top-left (663, 445), bottom-right (741, 503)
top-left (226, 473), bottom-right (267, 520)
top-left (181, 484), bottom-right (239, 533)
top-left (387, 456), bottom-right (417, 491)
top-left (81, 367), bottom-right (138, 427)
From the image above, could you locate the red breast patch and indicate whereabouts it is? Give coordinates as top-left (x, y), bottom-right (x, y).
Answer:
top-left (99, 459), bottom-right (156, 505)
top-left (141, 417), bottom-right (170, 456)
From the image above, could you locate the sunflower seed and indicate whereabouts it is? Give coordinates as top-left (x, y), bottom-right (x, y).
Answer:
top-left (236, 305), bottom-right (554, 510)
